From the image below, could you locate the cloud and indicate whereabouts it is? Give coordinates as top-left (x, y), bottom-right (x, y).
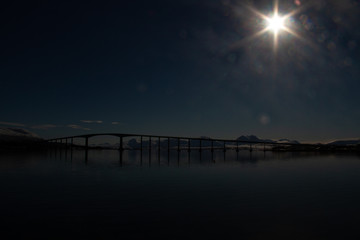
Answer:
top-left (111, 122), bottom-right (122, 125)
top-left (31, 124), bottom-right (58, 130)
top-left (0, 121), bottom-right (26, 127)
top-left (80, 120), bottom-right (103, 124)
top-left (67, 125), bottom-right (91, 131)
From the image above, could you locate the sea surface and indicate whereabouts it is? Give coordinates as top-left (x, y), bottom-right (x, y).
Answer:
top-left (1, 149), bottom-right (360, 239)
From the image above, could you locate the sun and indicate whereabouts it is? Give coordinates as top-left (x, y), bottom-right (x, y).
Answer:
top-left (266, 14), bottom-right (285, 34)
top-left (239, 0), bottom-right (304, 51)
top-left (263, 10), bottom-right (289, 50)
top-left (231, 0), bottom-right (305, 52)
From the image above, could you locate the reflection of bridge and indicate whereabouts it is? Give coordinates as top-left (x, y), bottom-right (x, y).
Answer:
top-left (47, 133), bottom-right (309, 152)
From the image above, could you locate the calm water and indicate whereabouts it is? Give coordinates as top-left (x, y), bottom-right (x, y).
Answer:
top-left (1, 149), bottom-right (360, 239)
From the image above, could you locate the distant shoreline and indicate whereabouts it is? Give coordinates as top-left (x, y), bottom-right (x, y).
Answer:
top-left (1, 141), bottom-right (359, 153)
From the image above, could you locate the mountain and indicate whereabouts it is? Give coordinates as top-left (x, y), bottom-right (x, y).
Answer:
top-left (0, 128), bottom-right (43, 150)
top-left (236, 135), bottom-right (277, 144)
top-left (327, 139), bottom-right (360, 146)
top-left (0, 128), bottom-right (41, 142)
top-left (236, 135), bottom-right (300, 145)
top-left (277, 139), bottom-right (300, 144)
top-left (237, 135), bottom-right (262, 142)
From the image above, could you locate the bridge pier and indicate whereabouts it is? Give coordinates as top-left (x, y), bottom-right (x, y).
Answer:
top-left (211, 141), bottom-right (214, 161)
top-left (177, 138), bottom-right (180, 152)
top-left (85, 137), bottom-right (89, 150)
top-left (188, 139), bottom-right (191, 152)
top-left (167, 137), bottom-right (170, 152)
top-left (166, 137), bottom-right (169, 161)
top-left (119, 136), bottom-right (123, 152)
top-left (149, 137), bottom-right (151, 156)
top-left (140, 136), bottom-right (143, 163)
top-left (223, 141), bottom-right (226, 152)
top-left (158, 137), bottom-right (161, 162)
top-left (140, 136), bottom-right (143, 152)
top-left (188, 145), bottom-right (191, 159)
top-left (199, 139), bottom-right (202, 152)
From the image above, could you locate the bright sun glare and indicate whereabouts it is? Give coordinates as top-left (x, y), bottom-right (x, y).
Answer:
top-left (240, 0), bottom-right (302, 51)
top-left (266, 14), bottom-right (285, 34)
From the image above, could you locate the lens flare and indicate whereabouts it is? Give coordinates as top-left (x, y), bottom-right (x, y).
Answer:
top-left (266, 14), bottom-right (285, 34)
top-left (230, 0), bottom-right (309, 52)
top-left (244, 0), bottom-right (304, 51)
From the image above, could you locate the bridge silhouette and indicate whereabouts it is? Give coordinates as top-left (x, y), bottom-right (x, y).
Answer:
top-left (47, 133), bottom-right (309, 153)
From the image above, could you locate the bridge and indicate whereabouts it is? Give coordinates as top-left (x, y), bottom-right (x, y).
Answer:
top-left (47, 133), bottom-right (310, 153)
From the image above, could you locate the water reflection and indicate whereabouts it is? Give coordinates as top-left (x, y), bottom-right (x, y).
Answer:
top-left (45, 147), bottom-right (360, 168)
top-left (1, 149), bottom-right (360, 239)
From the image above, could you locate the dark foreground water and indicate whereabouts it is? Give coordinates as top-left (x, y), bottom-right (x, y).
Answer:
top-left (1, 149), bottom-right (360, 239)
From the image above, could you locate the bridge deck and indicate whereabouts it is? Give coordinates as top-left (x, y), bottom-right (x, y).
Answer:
top-left (47, 133), bottom-right (310, 147)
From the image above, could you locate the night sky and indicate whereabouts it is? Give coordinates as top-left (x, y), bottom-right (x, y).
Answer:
top-left (1, 0), bottom-right (360, 142)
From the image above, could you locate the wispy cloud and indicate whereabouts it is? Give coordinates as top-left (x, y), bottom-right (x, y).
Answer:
top-left (67, 124), bottom-right (91, 131)
top-left (81, 120), bottom-right (103, 124)
top-left (0, 121), bottom-right (94, 131)
top-left (31, 124), bottom-right (58, 130)
top-left (0, 121), bottom-right (25, 127)
top-left (111, 122), bottom-right (122, 125)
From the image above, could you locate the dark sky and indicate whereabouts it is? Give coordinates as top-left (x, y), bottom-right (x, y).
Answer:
top-left (1, 0), bottom-right (360, 142)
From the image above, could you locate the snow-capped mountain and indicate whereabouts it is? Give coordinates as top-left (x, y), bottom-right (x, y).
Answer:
top-left (277, 139), bottom-right (300, 144)
top-left (236, 135), bottom-right (299, 144)
top-left (236, 135), bottom-right (274, 143)
top-left (327, 139), bottom-right (360, 146)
